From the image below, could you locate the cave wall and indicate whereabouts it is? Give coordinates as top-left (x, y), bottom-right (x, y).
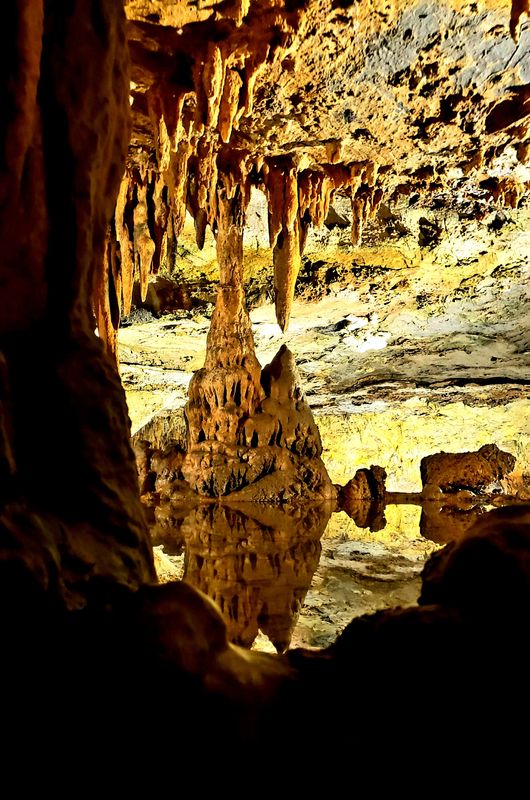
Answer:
top-left (0, 0), bottom-right (155, 608)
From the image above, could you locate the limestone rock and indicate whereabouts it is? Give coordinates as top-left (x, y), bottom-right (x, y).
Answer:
top-left (421, 443), bottom-right (517, 494)
top-left (336, 464), bottom-right (387, 530)
top-left (340, 465), bottom-right (387, 503)
top-left (184, 342), bottom-right (336, 502)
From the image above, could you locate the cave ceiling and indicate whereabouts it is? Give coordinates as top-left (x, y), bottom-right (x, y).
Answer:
top-left (125, 0), bottom-right (530, 201)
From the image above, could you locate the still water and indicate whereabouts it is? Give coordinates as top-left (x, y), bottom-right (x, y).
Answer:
top-left (151, 498), bottom-right (495, 652)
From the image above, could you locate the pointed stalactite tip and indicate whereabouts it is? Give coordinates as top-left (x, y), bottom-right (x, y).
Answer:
top-left (511, 0), bottom-right (529, 41)
top-left (277, 312), bottom-right (289, 334)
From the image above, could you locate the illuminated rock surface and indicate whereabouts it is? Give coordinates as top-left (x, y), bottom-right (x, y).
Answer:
top-left (2, 0), bottom-right (530, 786)
top-left (122, 198), bottom-right (530, 492)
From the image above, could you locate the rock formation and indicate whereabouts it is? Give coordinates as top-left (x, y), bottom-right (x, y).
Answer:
top-left (337, 465), bottom-right (387, 530)
top-left (339, 465), bottom-right (387, 503)
top-left (181, 183), bottom-right (335, 501)
top-left (0, 0), bottom-right (155, 608)
top-left (2, 0), bottom-right (530, 789)
top-left (421, 443), bottom-right (517, 494)
top-left (185, 342), bottom-right (336, 500)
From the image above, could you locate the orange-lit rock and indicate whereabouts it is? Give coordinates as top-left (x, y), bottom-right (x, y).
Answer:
top-left (421, 443), bottom-right (517, 494)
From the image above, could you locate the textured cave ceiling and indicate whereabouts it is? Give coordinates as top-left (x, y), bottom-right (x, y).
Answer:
top-left (98, 0), bottom-right (530, 344)
top-left (125, 0), bottom-right (530, 194)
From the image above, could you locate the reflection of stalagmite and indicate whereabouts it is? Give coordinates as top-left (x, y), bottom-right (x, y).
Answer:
top-left (181, 503), bottom-right (331, 651)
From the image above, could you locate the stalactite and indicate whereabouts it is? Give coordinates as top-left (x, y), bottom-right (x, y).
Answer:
top-left (218, 68), bottom-right (243, 144)
top-left (483, 177), bottom-right (528, 208)
top-left (202, 43), bottom-right (225, 129)
top-left (219, 149), bottom-right (252, 212)
top-left (151, 173), bottom-right (169, 275)
top-left (272, 218), bottom-right (301, 334)
top-left (133, 182), bottom-right (155, 302)
top-left (350, 194), bottom-right (365, 246)
top-left (115, 177), bottom-right (135, 317)
top-left (169, 139), bottom-right (193, 239)
top-left (108, 227), bottom-right (122, 332)
top-left (263, 159), bottom-right (301, 333)
top-left (511, 0), bottom-right (529, 41)
top-left (197, 136), bottom-right (219, 229)
top-left (95, 232), bottom-right (119, 363)
top-left (298, 171), bottom-right (334, 228)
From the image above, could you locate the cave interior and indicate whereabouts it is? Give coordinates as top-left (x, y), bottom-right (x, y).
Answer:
top-left (1, 0), bottom-right (530, 785)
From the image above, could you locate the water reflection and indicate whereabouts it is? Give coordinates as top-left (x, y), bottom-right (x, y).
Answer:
top-left (339, 494), bottom-right (497, 545)
top-left (419, 500), bottom-right (491, 544)
top-left (339, 496), bottom-right (386, 532)
top-left (150, 494), bottom-right (518, 651)
top-left (152, 501), bottom-right (331, 652)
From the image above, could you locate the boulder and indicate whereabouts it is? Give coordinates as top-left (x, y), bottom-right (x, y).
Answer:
top-left (420, 443), bottom-right (516, 494)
